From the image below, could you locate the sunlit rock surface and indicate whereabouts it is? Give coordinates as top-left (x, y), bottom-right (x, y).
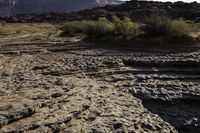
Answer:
top-left (0, 34), bottom-right (199, 132)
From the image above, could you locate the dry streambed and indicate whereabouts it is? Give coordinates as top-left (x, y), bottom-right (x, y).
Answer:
top-left (0, 36), bottom-right (200, 133)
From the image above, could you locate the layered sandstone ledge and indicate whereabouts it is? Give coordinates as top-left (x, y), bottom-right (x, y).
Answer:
top-left (0, 35), bottom-right (199, 132)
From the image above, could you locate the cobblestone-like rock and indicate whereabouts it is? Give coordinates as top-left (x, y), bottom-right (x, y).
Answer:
top-left (1, 36), bottom-right (200, 132)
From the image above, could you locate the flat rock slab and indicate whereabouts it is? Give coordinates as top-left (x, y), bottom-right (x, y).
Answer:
top-left (1, 36), bottom-right (200, 132)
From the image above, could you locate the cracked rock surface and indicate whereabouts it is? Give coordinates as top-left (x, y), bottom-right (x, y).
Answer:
top-left (0, 36), bottom-right (199, 133)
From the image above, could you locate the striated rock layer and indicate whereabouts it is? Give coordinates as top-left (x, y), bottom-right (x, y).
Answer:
top-left (0, 35), bottom-right (200, 132)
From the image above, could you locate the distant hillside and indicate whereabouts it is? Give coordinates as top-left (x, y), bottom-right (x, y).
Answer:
top-left (0, 1), bottom-right (200, 23)
top-left (0, 0), bottom-right (123, 15)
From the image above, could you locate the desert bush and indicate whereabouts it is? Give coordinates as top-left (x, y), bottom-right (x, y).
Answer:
top-left (189, 21), bottom-right (200, 32)
top-left (112, 16), bottom-right (123, 34)
top-left (143, 16), bottom-right (171, 36)
top-left (61, 20), bottom-right (95, 36)
top-left (61, 18), bottom-right (114, 37)
top-left (86, 17), bottom-right (114, 37)
top-left (61, 16), bottom-right (138, 40)
top-left (169, 19), bottom-right (191, 39)
top-left (143, 16), bottom-right (191, 40)
top-left (122, 17), bottom-right (138, 39)
top-left (113, 16), bottom-right (138, 39)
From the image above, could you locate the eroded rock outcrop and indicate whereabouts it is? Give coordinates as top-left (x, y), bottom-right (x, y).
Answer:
top-left (0, 0), bottom-right (122, 15)
top-left (1, 1), bottom-right (199, 23)
top-left (0, 35), bottom-right (200, 132)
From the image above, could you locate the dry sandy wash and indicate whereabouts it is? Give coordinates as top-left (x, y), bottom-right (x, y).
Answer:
top-left (0, 34), bottom-right (200, 133)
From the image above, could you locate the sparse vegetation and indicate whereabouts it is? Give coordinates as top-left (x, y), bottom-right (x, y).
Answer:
top-left (169, 19), bottom-right (192, 42)
top-left (170, 20), bottom-right (190, 37)
top-left (143, 16), bottom-right (191, 40)
top-left (61, 16), bottom-right (139, 40)
top-left (61, 15), bottom-right (198, 45)
top-left (86, 17), bottom-right (115, 37)
top-left (60, 20), bottom-right (94, 36)
top-left (112, 16), bottom-right (138, 39)
top-left (143, 16), bottom-right (171, 37)
top-left (0, 23), bottom-right (58, 39)
top-left (189, 21), bottom-right (200, 40)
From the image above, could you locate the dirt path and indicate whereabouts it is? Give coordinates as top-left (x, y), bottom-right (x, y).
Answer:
top-left (0, 36), bottom-right (200, 133)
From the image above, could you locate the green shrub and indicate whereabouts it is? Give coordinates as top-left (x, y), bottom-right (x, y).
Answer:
top-left (61, 16), bottom-right (193, 44)
top-left (113, 16), bottom-right (138, 39)
top-left (143, 16), bottom-right (191, 41)
top-left (112, 16), bottom-right (123, 34)
top-left (61, 16), bottom-right (138, 40)
top-left (122, 17), bottom-right (138, 39)
top-left (143, 16), bottom-right (171, 36)
top-left (169, 19), bottom-right (190, 38)
top-left (61, 20), bottom-right (95, 36)
top-left (189, 21), bottom-right (200, 32)
top-left (86, 17), bottom-right (114, 37)
top-left (61, 18), bottom-right (114, 37)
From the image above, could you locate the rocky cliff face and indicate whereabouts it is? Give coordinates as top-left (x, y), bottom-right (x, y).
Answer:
top-left (1, 1), bottom-right (199, 23)
top-left (0, 0), bottom-right (121, 15)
